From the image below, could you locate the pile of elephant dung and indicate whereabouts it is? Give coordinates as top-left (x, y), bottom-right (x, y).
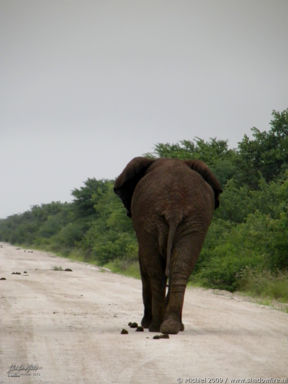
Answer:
top-left (128, 322), bottom-right (138, 328)
top-left (128, 322), bottom-right (144, 332)
top-left (120, 322), bottom-right (140, 334)
top-left (121, 322), bottom-right (170, 339)
top-left (124, 322), bottom-right (144, 332)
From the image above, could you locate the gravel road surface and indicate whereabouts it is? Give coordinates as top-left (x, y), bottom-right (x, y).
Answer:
top-left (0, 243), bottom-right (287, 384)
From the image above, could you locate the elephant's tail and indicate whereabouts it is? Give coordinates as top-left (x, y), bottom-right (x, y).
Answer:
top-left (165, 216), bottom-right (181, 279)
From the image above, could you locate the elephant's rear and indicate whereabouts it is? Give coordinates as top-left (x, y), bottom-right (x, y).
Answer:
top-left (131, 159), bottom-right (215, 235)
top-left (131, 160), bottom-right (215, 270)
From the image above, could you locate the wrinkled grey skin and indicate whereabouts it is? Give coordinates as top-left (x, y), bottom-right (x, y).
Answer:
top-left (114, 157), bottom-right (222, 334)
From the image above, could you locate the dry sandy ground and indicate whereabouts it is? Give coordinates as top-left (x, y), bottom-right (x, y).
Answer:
top-left (0, 243), bottom-right (287, 384)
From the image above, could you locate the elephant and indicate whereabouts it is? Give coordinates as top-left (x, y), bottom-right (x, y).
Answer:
top-left (114, 157), bottom-right (222, 334)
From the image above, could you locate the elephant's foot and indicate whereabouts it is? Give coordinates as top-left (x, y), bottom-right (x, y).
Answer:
top-left (141, 315), bottom-right (152, 329)
top-left (148, 320), bottom-right (161, 332)
top-left (160, 318), bottom-right (183, 334)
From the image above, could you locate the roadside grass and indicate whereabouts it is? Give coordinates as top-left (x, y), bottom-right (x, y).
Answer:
top-left (104, 258), bottom-right (140, 279)
top-left (237, 269), bottom-right (288, 310)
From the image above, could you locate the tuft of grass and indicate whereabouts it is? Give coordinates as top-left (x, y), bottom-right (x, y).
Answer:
top-left (104, 258), bottom-right (140, 279)
top-left (52, 266), bottom-right (64, 271)
top-left (237, 269), bottom-right (288, 303)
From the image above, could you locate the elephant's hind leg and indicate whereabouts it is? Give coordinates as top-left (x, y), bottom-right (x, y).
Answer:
top-left (161, 232), bottom-right (206, 334)
top-left (161, 279), bottom-right (186, 334)
top-left (139, 257), bottom-right (152, 328)
top-left (148, 274), bottom-right (166, 332)
top-left (139, 244), bottom-right (166, 332)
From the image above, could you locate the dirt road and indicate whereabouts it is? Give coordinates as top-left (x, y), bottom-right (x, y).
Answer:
top-left (0, 243), bottom-right (287, 384)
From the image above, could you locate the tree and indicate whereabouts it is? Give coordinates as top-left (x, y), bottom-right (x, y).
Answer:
top-left (150, 138), bottom-right (237, 186)
top-left (237, 109), bottom-right (288, 187)
top-left (72, 179), bottom-right (110, 217)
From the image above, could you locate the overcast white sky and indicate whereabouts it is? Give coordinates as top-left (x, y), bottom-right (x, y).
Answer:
top-left (1, 0), bottom-right (288, 218)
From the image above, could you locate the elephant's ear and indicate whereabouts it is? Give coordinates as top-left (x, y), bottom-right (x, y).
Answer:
top-left (114, 157), bottom-right (155, 217)
top-left (185, 159), bottom-right (223, 209)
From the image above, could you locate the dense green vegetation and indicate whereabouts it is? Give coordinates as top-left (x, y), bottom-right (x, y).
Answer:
top-left (1, 109), bottom-right (288, 302)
